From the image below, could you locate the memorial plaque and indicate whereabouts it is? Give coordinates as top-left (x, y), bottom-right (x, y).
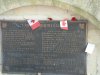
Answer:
top-left (1, 20), bottom-right (87, 75)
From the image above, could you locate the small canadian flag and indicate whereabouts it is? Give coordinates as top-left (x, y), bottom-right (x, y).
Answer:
top-left (60, 19), bottom-right (68, 30)
top-left (27, 19), bottom-right (41, 30)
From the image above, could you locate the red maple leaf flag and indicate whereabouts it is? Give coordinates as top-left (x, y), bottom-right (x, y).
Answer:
top-left (27, 19), bottom-right (41, 30)
top-left (60, 19), bottom-right (68, 30)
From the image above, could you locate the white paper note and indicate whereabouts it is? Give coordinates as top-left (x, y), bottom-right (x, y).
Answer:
top-left (38, 73), bottom-right (41, 75)
top-left (85, 43), bottom-right (95, 54)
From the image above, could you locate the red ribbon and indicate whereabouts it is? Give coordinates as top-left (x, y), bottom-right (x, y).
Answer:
top-left (71, 17), bottom-right (77, 21)
top-left (48, 18), bottom-right (53, 21)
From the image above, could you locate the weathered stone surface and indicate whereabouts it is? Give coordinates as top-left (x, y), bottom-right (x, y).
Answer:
top-left (0, 0), bottom-right (100, 75)
top-left (0, 0), bottom-right (100, 28)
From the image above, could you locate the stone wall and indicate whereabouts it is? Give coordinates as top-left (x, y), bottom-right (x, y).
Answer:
top-left (0, 0), bottom-right (100, 75)
top-left (0, 0), bottom-right (100, 29)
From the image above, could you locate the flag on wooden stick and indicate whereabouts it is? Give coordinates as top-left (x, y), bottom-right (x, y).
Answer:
top-left (60, 18), bottom-right (68, 30)
top-left (27, 19), bottom-right (41, 30)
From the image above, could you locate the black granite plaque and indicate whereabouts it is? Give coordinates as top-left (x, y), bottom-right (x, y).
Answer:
top-left (1, 20), bottom-right (87, 75)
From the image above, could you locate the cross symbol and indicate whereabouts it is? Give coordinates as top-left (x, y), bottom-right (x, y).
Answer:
top-left (31, 20), bottom-right (35, 23)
